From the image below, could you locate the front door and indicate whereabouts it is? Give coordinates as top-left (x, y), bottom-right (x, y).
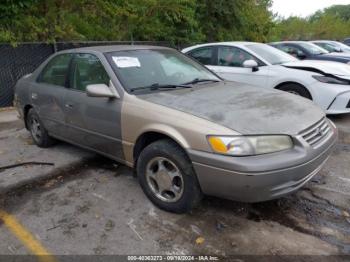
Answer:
top-left (209, 46), bottom-right (269, 87)
top-left (64, 53), bottom-right (124, 161)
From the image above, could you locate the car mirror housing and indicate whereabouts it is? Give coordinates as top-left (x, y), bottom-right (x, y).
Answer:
top-left (86, 84), bottom-right (118, 98)
top-left (243, 60), bottom-right (259, 72)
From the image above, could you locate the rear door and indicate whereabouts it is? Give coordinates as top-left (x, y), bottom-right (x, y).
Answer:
top-left (64, 53), bottom-right (124, 161)
top-left (32, 53), bottom-right (73, 137)
top-left (209, 46), bottom-right (269, 87)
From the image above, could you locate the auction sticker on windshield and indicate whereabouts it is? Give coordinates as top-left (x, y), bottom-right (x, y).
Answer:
top-left (113, 56), bottom-right (141, 68)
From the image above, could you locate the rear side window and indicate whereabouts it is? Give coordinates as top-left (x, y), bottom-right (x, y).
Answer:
top-left (283, 45), bottom-right (305, 57)
top-left (275, 45), bottom-right (303, 57)
top-left (274, 44), bottom-right (289, 52)
top-left (70, 53), bottom-right (110, 92)
top-left (38, 54), bottom-right (72, 87)
top-left (188, 47), bottom-right (214, 65)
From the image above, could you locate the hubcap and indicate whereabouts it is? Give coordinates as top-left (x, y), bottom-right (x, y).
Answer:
top-left (30, 117), bottom-right (42, 142)
top-left (145, 157), bottom-right (184, 203)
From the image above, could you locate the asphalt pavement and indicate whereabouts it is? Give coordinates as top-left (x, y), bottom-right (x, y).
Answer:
top-left (0, 109), bottom-right (349, 259)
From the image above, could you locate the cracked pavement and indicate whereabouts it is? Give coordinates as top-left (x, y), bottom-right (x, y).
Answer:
top-left (0, 111), bottom-right (349, 257)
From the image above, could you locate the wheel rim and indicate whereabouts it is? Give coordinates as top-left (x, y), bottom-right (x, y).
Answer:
top-left (145, 157), bottom-right (184, 203)
top-left (30, 116), bottom-right (42, 142)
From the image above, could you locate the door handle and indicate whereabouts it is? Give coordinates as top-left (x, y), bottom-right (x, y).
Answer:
top-left (31, 93), bottom-right (38, 100)
top-left (65, 103), bottom-right (74, 109)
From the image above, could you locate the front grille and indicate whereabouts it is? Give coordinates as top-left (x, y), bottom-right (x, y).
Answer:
top-left (299, 117), bottom-right (331, 146)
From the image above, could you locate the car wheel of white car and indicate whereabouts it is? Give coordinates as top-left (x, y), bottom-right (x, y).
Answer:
top-left (278, 83), bottom-right (312, 100)
top-left (137, 139), bottom-right (203, 213)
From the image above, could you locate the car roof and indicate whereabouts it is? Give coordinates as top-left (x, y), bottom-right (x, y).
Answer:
top-left (182, 42), bottom-right (263, 53)
top-left (214, 41), bottom-right (259, 46)
top-left (186, 41), bottom-right (259, 48)
top-left (270, 41), bottom-right (309, 45)
top-left (57, 45), bottom-right (172, 54)
top-left (311, 40), bottom-right (337, 43)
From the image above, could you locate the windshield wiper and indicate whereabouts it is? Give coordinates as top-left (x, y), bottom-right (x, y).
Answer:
top-left (130, 83), bottom-right (192, 92)
top-left (183, 78), bottom-right (220, 85)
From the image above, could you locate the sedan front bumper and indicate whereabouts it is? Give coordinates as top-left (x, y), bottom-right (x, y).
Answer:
top-left (326, 90), bottom-right (350, 114)
top-left (310, 81), bottom-right (350, 115)
top-left (188, 122), bottom-right (337, 203)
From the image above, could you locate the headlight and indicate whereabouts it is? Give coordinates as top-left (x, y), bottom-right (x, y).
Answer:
top-left (312, 75), bottom-right (349, 85)
top-left (207, 135), bottom-right (293, 156)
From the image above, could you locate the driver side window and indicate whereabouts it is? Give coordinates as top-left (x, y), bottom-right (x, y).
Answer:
top-left (70, 53), bottom-right (110, 92)
top-left (282, 45), bottom-right (305, 58)
top-left (218, 46), bottom-right (259, 67)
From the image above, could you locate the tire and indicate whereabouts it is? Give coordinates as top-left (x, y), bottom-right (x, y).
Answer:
top-left (278, 83), bottom-right (312, 100)
top-left (26, 108), bottom-right (56, 148)
top-left (137, 139), bottom-right (202, 213)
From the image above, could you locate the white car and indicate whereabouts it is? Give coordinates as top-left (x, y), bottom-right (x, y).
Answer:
top-left (183, 42), bottom-right (350, 115)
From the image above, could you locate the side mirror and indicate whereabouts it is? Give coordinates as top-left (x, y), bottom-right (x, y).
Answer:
top-left (243, 60), bottom-right (259, 72)
top-left (335, 47), bottom-right (342, 52)
top-left (86, 84), bottom-right (118, 98)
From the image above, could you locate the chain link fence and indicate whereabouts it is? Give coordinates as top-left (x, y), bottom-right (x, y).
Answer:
top-left (0, 41), bottom-right (171, 107)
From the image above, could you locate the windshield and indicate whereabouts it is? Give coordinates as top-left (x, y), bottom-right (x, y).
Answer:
top-left (246, 44), bottom-right (297, 65)
top-left (315, 42), bottom-right (338, 52)
top-left (298, 42), bottom-right (329, 55)
top-left (332, 41), bottom-right (350, 52)
top-left (105, 49), bottom-right (220, 92)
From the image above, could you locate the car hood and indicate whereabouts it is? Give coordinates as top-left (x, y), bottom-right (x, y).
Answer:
top-left (138, 82), bottom-right (324, 135)
top-left (283, 60), bottom-right (350, 80)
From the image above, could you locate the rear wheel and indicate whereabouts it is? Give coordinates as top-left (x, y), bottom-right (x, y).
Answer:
top-left (277, 83), bottom-right (312, 100)
top-left (137, 139), bottom-right (202, 213)
top-left (26, 109), bottom-right (56, 148)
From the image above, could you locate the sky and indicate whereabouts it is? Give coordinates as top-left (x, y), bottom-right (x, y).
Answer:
top-left (271, 0), bottom-right (350, 18)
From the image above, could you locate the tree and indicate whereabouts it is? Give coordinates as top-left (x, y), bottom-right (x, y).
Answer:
top-left (195, 0), bottom-right (273, 42)
top-left (269, 4), bottom-right (350, 41)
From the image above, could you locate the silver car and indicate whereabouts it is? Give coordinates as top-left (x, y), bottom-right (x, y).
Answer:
top-left (14, 45), bottom-right (337, 213)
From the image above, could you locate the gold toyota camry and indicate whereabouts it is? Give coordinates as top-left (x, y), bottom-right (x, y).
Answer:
top-left (14, 45), bottom-right (337, 213)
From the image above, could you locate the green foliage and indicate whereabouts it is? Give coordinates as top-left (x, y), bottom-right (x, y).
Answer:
top-left (195, 0), bottom-right (273, 42)
top-left (322, 4), bottom-right (350, 21)
top-left (269, 4), bottom-right (350, 41)
top-left (0, 0), bottom-right (273, 44)
top-left (1, 1), bottom-right (350, 45)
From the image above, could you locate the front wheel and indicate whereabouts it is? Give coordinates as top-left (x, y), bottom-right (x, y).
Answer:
top-left (137, 139), bottom-right (202, 213)
top-left (278, 83), bottom-right (312, 100)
